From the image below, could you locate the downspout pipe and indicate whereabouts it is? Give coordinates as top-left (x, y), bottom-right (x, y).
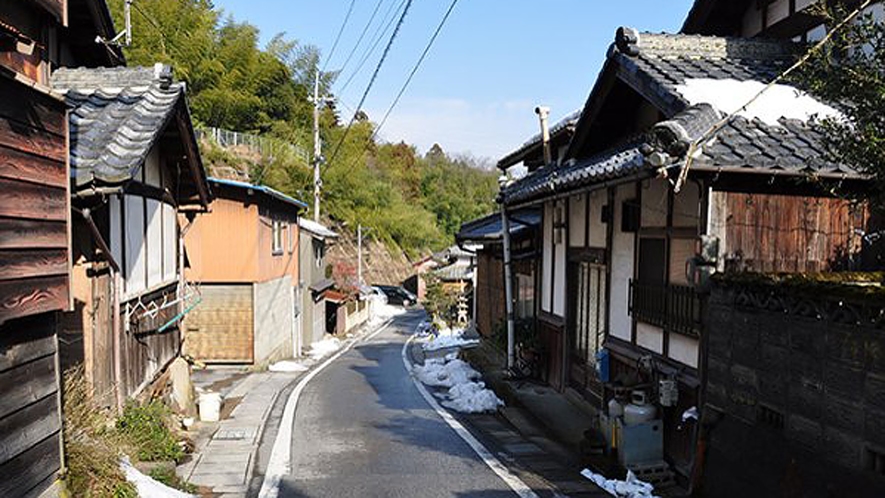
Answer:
top-left (535, 106), bottom-right (552, 166)
top-left (499, 180), bottom-right (516, 370)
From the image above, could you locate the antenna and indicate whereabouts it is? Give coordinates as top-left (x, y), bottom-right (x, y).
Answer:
top-left (96, 0), bottom-right (132, 47)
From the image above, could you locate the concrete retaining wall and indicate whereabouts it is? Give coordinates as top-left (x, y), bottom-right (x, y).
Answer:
top-left (253, 276), bottom-right (295, 364)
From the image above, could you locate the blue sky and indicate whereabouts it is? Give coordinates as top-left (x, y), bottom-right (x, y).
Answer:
top-left (211, 0), bottom-right (695, 161)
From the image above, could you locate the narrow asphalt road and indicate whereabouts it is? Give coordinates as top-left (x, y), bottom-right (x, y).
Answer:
top-left (277, 310), bottom-right (519, 498)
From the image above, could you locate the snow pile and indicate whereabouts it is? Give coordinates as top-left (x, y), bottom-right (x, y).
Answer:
top-left (675, 78), bottom-right (841, 127)
top-left (421, 324), bottom-right (480, 352)
top-left (413, 354), bottom-right (479, 387)
top-left (121, 458), bottom-right (195, 498)
top-left (307, 337), bottom-right (342, 360)
top-left (581, 468), bottom-right (660, 498)
top-left (268, 360), bottom-right (308, 373)
top-left (413, 354), bottom-right (503, 413)
top-left (442, 380), bottom-right (504, 413)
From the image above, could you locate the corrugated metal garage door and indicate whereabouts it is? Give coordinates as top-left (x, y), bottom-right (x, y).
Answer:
top-left (185, 285), bottom-right (254, 363)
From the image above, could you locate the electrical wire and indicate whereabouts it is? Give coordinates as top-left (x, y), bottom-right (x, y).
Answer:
top-left (335, 0), bottom-right (387, 76)
top-left (332, 0), bottom-right (461, 176)
top-left (323, 0), bottom-right (357, 72)
top-left (324, 0), bottom-right (414, 172)
top-left (338, 0), bottom-right (406, 95)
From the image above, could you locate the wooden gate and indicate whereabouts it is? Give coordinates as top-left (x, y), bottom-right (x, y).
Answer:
top-left (185, 285), bottom-right (253, 363)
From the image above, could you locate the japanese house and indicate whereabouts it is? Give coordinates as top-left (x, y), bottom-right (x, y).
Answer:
top-left (496, 0), bottom-right (883, 492)
top-left (0, 0), bottom-right (122, 495)
top-left (456, 209), bottom-right (541, 339)
top-left (298, 217), bottom-right (338, 347)
top-left (183, 178), bottom-right (307, 365)
top-left (55, 64), bottom-right (211, 409)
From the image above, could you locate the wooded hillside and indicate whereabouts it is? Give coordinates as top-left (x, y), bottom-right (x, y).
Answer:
top-left (110, 0), bottom-right (499, 258)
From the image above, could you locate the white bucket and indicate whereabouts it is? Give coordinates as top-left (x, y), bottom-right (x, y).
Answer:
top-left (198, 392), bottom-right (223, 422)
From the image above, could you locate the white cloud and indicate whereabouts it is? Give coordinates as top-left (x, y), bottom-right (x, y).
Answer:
top-left (367, 97), bottom-right (542, 160)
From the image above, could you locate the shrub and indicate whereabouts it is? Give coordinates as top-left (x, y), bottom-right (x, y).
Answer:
top-left (116, 401), bottom-right (184, 463)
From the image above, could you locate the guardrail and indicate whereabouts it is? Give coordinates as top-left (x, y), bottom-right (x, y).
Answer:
top-left (196, 127), bottom-right (310, 165)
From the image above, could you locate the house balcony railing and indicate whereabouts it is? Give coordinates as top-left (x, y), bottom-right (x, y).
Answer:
top-left (628, 280), bottom-right (702, 338)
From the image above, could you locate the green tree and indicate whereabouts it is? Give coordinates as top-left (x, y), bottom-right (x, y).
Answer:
top-left (799, 5), bottom-right (885, 205)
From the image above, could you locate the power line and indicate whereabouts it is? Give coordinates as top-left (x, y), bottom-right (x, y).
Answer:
top-left (336, 0), bottom-right (386, 77)
top-left (338, 0), bottom-right (406, 95)
top-left (323, 0), bottom-right (357, 72)
top-left (373, 0), bottom-right (460, 139)
top-left (323, 0), bottom-right (414, 172)
top-left (335, 0), bottom-right (461, 176)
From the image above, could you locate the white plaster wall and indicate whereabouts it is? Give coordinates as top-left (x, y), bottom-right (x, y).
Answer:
top-left (253, 276), bottom-right (295, 364)
top-left (672, 181), bottom-right (701, 228)
top-left (587, 189), bottom-right (607, 248)
top-left (569, 194), bottom-right (586, 247)
top-left (144, 147), bottom-right (161, 187)
top-left (553, 199), bottom-right (567, 317)
top-left (636, 322), bottom-right (664, 354)
top-left (669, 238), bottom-right (695, 286)
top-left (669, 334), bottom-right (699, 369)
top-left (640, 179), bottom-right (668, 228)
top-left (124, 194), bottom-right (146, 297)
top-left (609, 184), bottom-right (636, 341)
top-left (541, 202), bottom-right (553, 313)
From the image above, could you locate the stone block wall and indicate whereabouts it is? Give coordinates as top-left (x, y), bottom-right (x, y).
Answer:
top-left (702, 281), bottom-right (885, 497)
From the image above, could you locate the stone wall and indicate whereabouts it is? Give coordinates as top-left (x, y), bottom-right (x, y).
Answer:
top-left (702, 280), bottom-right (885, 497)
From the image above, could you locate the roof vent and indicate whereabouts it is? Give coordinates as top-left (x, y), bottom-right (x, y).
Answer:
top-left (615, 27), bottom-right (640, 56)
top-left (154, 63), bottom-right (173, 89)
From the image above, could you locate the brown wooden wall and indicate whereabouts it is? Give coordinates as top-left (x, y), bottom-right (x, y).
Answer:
top-left (0, 76), bottom-right (69, 326)
top-left (0, 312), bottom-right (62, 498)
top-left (476, 250), bottom-right (505, 338)
top-left (122, 285), bottom-right (181, 397)
top-left (723, 192), bottom-right (868, 273)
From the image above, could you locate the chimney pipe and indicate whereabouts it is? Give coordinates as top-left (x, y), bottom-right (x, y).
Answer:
top-left (535, 106), bottom-right (552, 166)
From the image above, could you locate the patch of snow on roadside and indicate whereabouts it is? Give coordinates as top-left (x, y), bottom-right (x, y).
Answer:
top-left (422, 325), bottom-right (480, 351)
top-left (581, 468), bottom-right (659, 498)
top-left (442, 380), bottom-right (504, 413)
top-left (268, 360), bottom-right (308, 373)
top-left (413, 354), bottom-right (503, 413)
top-left (121, 458), bottom-right (195, 498)
top-left (308, 337), bottom-right (342, 360)
top-left (675, 78), bottom-right (841, 127)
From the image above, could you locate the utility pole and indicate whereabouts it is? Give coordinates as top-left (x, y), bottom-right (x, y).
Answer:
top-left (312, 68), bottom-right (322, 222)
top-left (358, 224), bottom-right (363, 287)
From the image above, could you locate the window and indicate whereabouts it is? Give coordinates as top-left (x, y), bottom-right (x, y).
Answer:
top-left (272, 220), bottom-right (284, 255)
top-left (313, 239), bottom-right (324, 268)
top-left (287, 222), bottom-right (295, 254)
top-left (516, 272), bottom-right (535, 319)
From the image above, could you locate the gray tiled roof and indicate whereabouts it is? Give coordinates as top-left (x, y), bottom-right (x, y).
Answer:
top-left (51, 64), bottom-right (185, 187)
top-left (502, 141), bottom-right (647, 205)
top-left (501, 29), bottom-right (865, 206)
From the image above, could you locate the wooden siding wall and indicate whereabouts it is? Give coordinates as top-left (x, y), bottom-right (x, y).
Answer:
top-left (184, 198), bottom-right (260, 283)
top-left (723, 192), bottom-right (868, 273)
top-left (0, 313), bottom-right (62, 498)
top-left (0, 77), bottom-right (69, 325)
top-left (476, 250), bottom-right (505, 338)
top-left (122, 285), bottom-right (181, 396)
top-left (0, 4), bottom-right (51, 84)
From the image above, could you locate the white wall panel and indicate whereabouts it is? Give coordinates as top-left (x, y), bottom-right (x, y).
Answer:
top-left (162, 203), bottom-right (177, 283)
top-left (641, 179), bottom-right (668, 227)
top-left (669, 334), bottom-right (699, 369)
top-left (541, 202), bottom-right (553, 313)
top-left (124, 195), bottom-right (146, 296)
top-left (609, 184), bottom-right (635, 341)
top-left (109, 195), bottom-right (123, 269)
top-left (587, 190), bottom-right (607, 248)
top-left (553, 200), bottom-right (566, 317)
top-left (636, 322), bottom-right (664, 354)
top-left (569, 194), bottom-right (586, 248)
top-left (146, 199), bottom-right (163, 288)
top-left (144, 147), bottom-right (161, 187)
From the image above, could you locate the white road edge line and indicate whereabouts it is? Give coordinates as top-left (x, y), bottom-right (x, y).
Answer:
top-left (258, 319), bottom-right (394, 498)
top-left (402, 334), bottom-right (539, 498)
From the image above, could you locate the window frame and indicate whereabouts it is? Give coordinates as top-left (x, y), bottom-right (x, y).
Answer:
top-left (272, 220), bottom-right (284, 255)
